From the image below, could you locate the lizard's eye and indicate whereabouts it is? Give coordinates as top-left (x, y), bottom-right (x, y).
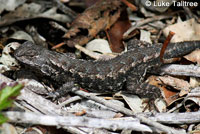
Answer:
top-left (25, 50), bottom-right (38, 57)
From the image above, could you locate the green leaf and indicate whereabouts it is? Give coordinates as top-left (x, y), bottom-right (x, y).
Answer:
top-left (0, 84), bottom-right (23, 111)
top-left (0, 84), bottom-right (23, 125)
top-left (0, 113), bottom-right (8, 125)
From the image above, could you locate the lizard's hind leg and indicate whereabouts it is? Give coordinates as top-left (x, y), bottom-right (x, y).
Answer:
top-left (125, 69), bottom-right (161, 100)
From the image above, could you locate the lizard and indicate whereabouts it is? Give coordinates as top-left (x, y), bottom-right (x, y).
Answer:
top-left (14, 40), bottom-right (200, 99)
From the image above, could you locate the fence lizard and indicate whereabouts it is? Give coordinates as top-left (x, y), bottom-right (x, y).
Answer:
top-left (14, 40), bottom-right (200, 99)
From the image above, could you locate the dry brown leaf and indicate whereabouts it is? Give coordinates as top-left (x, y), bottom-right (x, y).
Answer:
top-left (184, 49), bottom-right (200, 64)
top-left (75, 43), bottom-right (116, 60)
top-left (148, 76), bottom-right (179, 105)
top-left (121, 94), bottom-right (147, 113)
top-left (184, 87), bottom-right (200, 111)
top-left (0, 0), bottom-right (26, 13)
top-left (85, 0), bottom-right (99, 8)
top-left (158, 76), bottom-right (190, 91)
top-left (163, 18), bottom-right (200, 42)
top-left (190, 77), bottom-right (200, 88)
top-left (159, 76), bottom-right (191, 98)
top-left (0, 3), bottom-right (71, 27)
top-left (107, 9), bottom-right (131, 53)
top-left (85, 39), bottom-right (112, 54)
top-left (64, 0), bottom-right (123, 47)
top-left (154, 99), bottom-right (167, 112)
top-left (139, 30), bottom-right (152, 44)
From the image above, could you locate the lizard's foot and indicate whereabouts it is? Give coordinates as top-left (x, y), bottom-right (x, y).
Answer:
top-left (126, 81), bottom-right (161, 100)
top-left (47, 81), bottom-right (75, 99)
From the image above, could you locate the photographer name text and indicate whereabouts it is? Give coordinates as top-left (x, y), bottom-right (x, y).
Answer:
top-left (152, 1), bottom-right (198, 7)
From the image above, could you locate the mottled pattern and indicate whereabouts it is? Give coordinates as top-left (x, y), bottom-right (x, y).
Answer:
top-left (14, 40), bottom-right (200, 99)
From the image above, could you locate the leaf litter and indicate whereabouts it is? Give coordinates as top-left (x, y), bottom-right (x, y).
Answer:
top-left (0, 0), bottom-right (200, 134)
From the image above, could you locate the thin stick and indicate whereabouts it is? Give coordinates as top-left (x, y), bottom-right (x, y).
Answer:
top-left (49, 21), bottom-right (68, 33)
top-left (5, 110), bottom-right (200, 128)
top-left (59, 96), bottom-right (82, 107)
top-left (123, 15), bottom-right (173, 38)
top-left (120, 0), bottom-right (137, 11)
top-left (160, 31), bottom-right (175, 63)
top-left (183, 6), bottom-right (198, 20)
top-left (71, 88), bottom-right (186, 134)
top-left (4, 111), bottom-right (152, 132)
top-left (52, 42), bottom-right (66, 49)
top-left (53, 0), bottom-right (77, 19)
top-left (160, 64), bottom-right (200, 77)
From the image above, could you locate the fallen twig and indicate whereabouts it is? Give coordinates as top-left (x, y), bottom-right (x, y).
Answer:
top-left (25, 25), bottom-right (48, 48)
top-left (123, 14), bottom-right (173, 39)
top-left (75, 44), bottom-right (116, 60)
top-left (4, 111), bottom-right (152, 132)
top-left (52, 0), bottom-right (77, 19)
top-left (159, 64), bottom-right (200, 77)
top-left (150, 111), bottom-right (200, 124)
top-left (183, 6), bottom-right (198, 21)
top-left (160, 31), bottom-right (176, 63)
top-left (59, 96), bottom-right (82, 107)
top-left (0, 74), bottom-right (86, 134)
top-left (71, 88), bottom-right (186, 134)
top-left (0, 74), bottom-right (194, 133)
top-left (49, 21), bottom-right (68, 33)
top-left (120, 0), bottom-right (137, 11)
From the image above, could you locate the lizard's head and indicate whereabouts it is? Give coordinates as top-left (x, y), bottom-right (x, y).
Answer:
top-left (14, 41), bottom-right (44, 66)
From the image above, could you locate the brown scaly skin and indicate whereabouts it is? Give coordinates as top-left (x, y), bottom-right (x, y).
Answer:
top-left (14, 40), bottom-right (200, 99)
